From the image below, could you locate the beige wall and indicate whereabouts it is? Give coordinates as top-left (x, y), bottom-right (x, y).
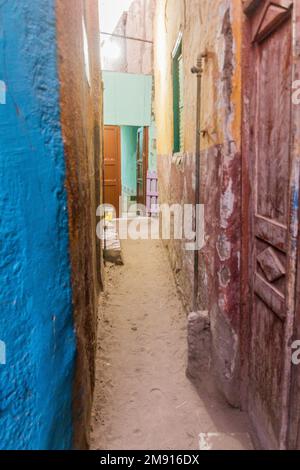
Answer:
top-left (153, 0), bottom-right (245, 409)
top-left (102, 0), bottom-right (155, 75)
top-left (154, 0), bottom-right (243, 156)
top-left (126, 0), bottom-right (155, 74)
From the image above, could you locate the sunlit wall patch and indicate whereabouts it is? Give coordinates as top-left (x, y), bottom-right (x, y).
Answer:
top-left (292, 80), bottom-right (300, 105)
top-left (0, 340), bottom-right (6, 365)
top-left (0, 81), bottom-right (6, 104)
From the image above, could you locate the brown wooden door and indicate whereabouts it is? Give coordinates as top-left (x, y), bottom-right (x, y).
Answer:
top-left (287, 0), bottom-right (300, 451)
top-left (136, 127), bottom-right (149, 210)
top-left (104, 125), bottom-right (121, 217)
top-left (242, 0), bottom-right (299, 449)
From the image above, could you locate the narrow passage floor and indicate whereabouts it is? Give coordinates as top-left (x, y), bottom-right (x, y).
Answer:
top-left (91, 239), bottom-right (252, 450)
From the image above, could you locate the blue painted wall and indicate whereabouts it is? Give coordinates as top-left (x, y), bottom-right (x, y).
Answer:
top-left (121, 126), bottom-right (139, 197)
top-left (0, 0), bottom-right (75, 450)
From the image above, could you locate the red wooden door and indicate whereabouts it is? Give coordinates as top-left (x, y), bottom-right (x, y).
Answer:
top-left (242, 0), bottom-right (299, 449)
top-left (103, 126), bottom-right (121, 217)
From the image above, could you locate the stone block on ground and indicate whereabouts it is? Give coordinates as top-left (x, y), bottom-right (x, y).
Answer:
top-left (187, 310), bottom-right (211, 381)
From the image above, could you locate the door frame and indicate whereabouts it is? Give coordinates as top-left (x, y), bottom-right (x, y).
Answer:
top-left (287, 0), bottom-right (300, 450)
top-left (241, 0), bottom-right (300, 449)
top-left (136, 126), bottom-right (149, 209)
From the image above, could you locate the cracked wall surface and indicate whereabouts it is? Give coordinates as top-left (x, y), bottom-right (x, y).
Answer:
top-left (0, 0), bottom-right (75, 449)
top-left (154, 0), bottom-right (243, 406)
top-left (0, 0), bottom-right (103, 449)
top-left (56, 0), bottom-right (103, 449)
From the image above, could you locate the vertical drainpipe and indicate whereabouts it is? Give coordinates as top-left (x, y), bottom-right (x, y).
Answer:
top-left (191, 53), bottom-right (206, 312)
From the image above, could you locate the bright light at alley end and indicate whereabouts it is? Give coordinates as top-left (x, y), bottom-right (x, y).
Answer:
top-left (101, 39), bottom-right (121, 61)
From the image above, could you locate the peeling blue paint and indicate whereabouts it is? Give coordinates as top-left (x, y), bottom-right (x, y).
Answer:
top-left (292, 188), bottom-right (299, 212)
top-left (0, 0), bottom-right (75, 450)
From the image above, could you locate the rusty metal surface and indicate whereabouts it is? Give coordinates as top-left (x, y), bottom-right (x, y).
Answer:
top-left (56, 0), bottom-right (103, 449)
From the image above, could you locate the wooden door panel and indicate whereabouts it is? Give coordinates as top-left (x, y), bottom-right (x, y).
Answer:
top-left (256, 19), bottom-right (292, 225)
top-left (286, 0), bottom-right (300, 450)
top-left (250, 297), bottom-right (285, 440)
top-left (243, 0), bottom-right (296, 449)
top-left (253, 2), bottom-right (293, 42)
top-left (136, 127), bottom-right (149, 209)
top-left (255, 216), bottom-right (287, 252)
top-left (254, 274), bottom-right (286, 320)
top-left (104, 126), bottom-right (121, 217)
top-left (251, 15), bottom-right (292, 446)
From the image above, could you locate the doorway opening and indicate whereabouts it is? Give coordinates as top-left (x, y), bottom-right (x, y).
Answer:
top-left (103, 124), bottom-right (150, 218)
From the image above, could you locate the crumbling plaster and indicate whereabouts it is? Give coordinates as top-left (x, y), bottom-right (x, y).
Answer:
top-left (154, 0), bottom-right (243, 406)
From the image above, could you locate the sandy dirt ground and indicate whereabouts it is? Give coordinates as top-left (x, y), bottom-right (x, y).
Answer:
top-left (91, 239), bottom-right (253, 450)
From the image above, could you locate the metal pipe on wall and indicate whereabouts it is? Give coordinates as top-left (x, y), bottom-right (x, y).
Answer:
top-left (191, 53), bottom-right (206, 312)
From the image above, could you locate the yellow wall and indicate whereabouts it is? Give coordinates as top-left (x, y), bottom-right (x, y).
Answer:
top-left (153, 0), bottom-right (243, 156)
top-left (153, 0), bottom-right (245, 407)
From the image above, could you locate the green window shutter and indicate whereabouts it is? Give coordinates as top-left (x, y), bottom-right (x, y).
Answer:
top-left (172, 38), bottom-right (183, 154)
top-left (178, 54), bottom-right (184, 152)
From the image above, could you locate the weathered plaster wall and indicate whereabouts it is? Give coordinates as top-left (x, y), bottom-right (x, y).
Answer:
top-left (0, 0), bottom-right (102, 450)
top-left (124, 0), bottom-right (155, 75)
top-left (56, 0), bottom-right (103, 449)
top-left (154, 0), bottom-right (243, 406)
top-left (102, 0), bottom-right (155, 75)
top-left (149, 117), bottom-right (157, 171)
top-left (0, 0), bottom-right (75, 449)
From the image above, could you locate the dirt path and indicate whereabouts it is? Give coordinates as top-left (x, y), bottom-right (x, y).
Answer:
top-left (91, 239), bottom-right (252, 450)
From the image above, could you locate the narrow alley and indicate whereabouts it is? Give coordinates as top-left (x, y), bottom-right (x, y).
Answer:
top-left (1, 0), bottom-right (300, 457)
top-left (91, 238), bottom-right (252, 451)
